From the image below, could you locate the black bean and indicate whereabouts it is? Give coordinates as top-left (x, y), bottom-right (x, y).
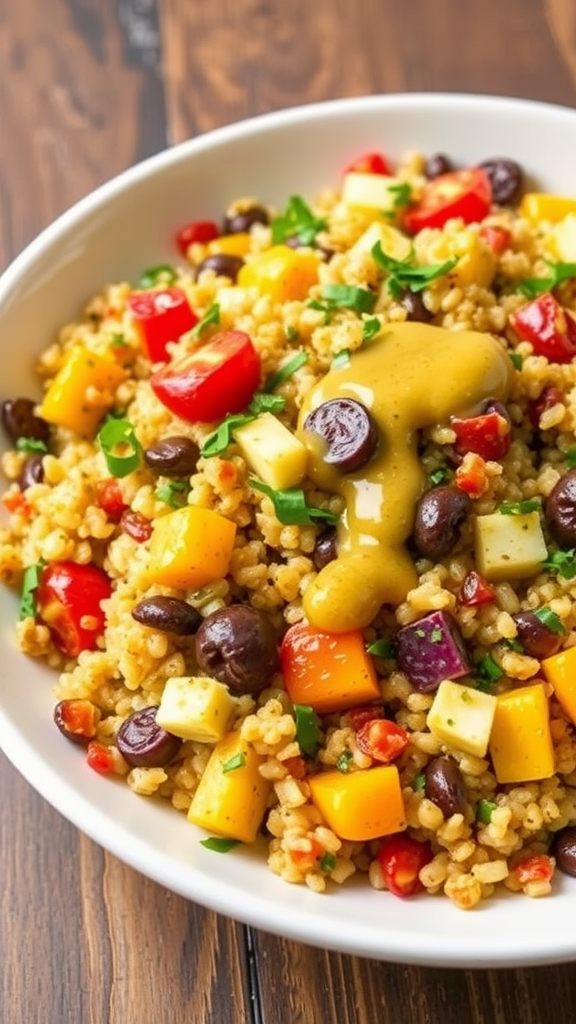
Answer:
top-left (511, 611), bottom-right (563, 660)
top-left (303, 398), bottom-right (379, 474)
top-left (131, 596), bottom-right (202, 635)
top-left (2, 397), bottom-right (50, 445)
top-left (19, 454), bottom-right (45, 490)
top-left (425, 153), bottom-right (453, 179)
top-left (545, 468), bottom-right (576, 547)
top-left (195, 253), bottom-right (244, 282)
top-left (116, 706), bottom-right (182, 768)
top-left (223, 204), bottom-right (269, 234)
top-left (477, 158), bottom-right (524, 205)
top-left (143, 435), bottom-right (199, 477)
top-left (399, 287), bottom-right (433, 323)
top-left (413, 485), bottom-right (472, 561)
top-left (553, 826), bottom-right (576, 877)
top-left (195, 604), bottom-right (279, 695)
top-left (424, 756), bottom-right (468, 818)
top-left (313, 528), bottom-right (338, 571)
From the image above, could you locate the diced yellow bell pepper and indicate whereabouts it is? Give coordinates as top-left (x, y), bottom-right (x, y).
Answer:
top-left (519, 193), bottom-right (576, 225)
top-left (146, 505), bottom-right (236, 590)
top-left (542, 645), bottom-right (576, 725)
top-left (234, 412), bottom-right (308, 490)
top-left (188, 731), bottom-right (272, 844)
top-left (156, 675), bottom-right (236, 743)
top-left (39, 345), bottom-right (126, 437)
top-left (309, 765), bottom-right (406, 841)
top-left (237, 245), bottom-right (319, 303)
top-left (549, 213), bottom-right (576, 262)
top-left (488, 682), bottom-right (555, 784)
top-left (208, 232), bottom-right (252, 257)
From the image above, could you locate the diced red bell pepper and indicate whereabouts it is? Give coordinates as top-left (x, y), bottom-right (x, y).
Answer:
top-left (451, 409), bottom-right (511, 461)
top-left (53, 698), bottom-right (99, 745)
top-left (355, 718), bottom-right (409, 764)
top-left (528, 385), bottom-right (564, 429)
top-left (150, 329), bottom-right (261, 424)
top-left (377, 833), bottom-right (433, 897)
top-left (344, 151), bottom-right (391, 176)
top-left (514, 854), bottom-right (554, 887)
top-left (455, 452), bottom-right (490, 498)
top-left (95, 478), bottom-right (128, 521)
top-left (459, 570), bottom-right (495, 607)
top-left (176, 219), bottom-right (220, 256)
top-left (479, 224), bottom-right (511, 254)
top-left (36, 560), bottom-right (111, 658)
top-left (128, 287), bottom-right (199, 363)
top-left (346, 704), bottom-right (385, 730)
top-left (86, 741), bottom-right (116, 774)
top-left (403, 167), bottom-right (492, 233)
top-left (510, 292), bottom-right (576, 364)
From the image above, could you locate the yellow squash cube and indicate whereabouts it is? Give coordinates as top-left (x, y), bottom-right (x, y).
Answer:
top-left (146, 505), bottom-right (236, 590)
top-left (237, 245), bottom-right (319, 303)
top-left (520, 193), bottom-right (576, 225)
top-left (40, 345), bottom-right (126, 437)
top-left (234, 412), bottom-right (308, 490)
top-left (156, 676), bottom-right (236, 743)
top-left (309, 765), bottom-right (406, 842)
top-left (426, 680), bottom-right (497, 758)
top-left (489, 682), bottom-right (555, 784)
top-left (542, 645), bottom-right (576, 726)
top-left (188, 731), bottom-right (271, 844)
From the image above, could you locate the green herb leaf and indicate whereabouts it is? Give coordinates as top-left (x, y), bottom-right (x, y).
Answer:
top-left (185, 302), bottom-right (221, 342)
top-left (15, 437), bottom-right (48, 454)
top-left (429, 466), bottom-right (451, 486)
top-left (498, 498), bottom-right (541, 516)
top-left (565, 447), bottom-right (576, 468)
top-left (510, 351), bottom-right (523, 370)
top-left (332, 349), bottom-right (352, 369)
top-left (137, 264), bottom-right (178, 289)
top-left (19, 561), bottom-right (44, 620)
top-left (383, 181), bottom-right (413, 219)
top-left (413, 773), bottom-right (426, 794)
top-left (199, 837), bottom-right (242, 852)
top-left (200, 393), bottom-right (286, 458)
top-left (271, 195), bottom-right (327, 246)
top-left (319, 283), bottom-right (377, 315)
top-left (366, 638), bottom-right (395, 658)
top-left (264, 351), bottom-right (309, 392)
top-left (362, 317), bottom-right (381, 342)
top-left (336, 749), bottom-right (353, 773)
top-left (110, 331), bottom-right (128, 348)
top-left (371, 241), bottom-right (457, 299)
top-left (319, 852), bottom-right (337, 873)
top-left (251, 479), bottom-right (339, 526)
top-left (294, 703), bottom-right (320, 758)
top-left (222, 752), bottom-right (247, 773)
top-left (477, 798), bottom-right (497, 824)
top-left (542, 548), bottom-right (576, 579)
top-left (155, 480), bottom-right (190, 508)
top-left (475, 654), bottom-right (504, 684)
top-left (285, 324), bottom-right (300, 343)
top-left (97, 418), bottom-right (142, 477)
top-left (249, 393), bottom-right (286, 415)
top-left (534, 606), bottom-right (566, 635)
top-left (517, 259), bottom-right (576, 299)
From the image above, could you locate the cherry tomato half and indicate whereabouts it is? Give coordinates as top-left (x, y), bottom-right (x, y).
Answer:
top-left (127, 287), bottom-right (198, 363)
top-left (403, 167), bottom-right (492, 233)
top-left (356, 718), bottom-right (409, 763)
top-left (510, 292), bottom-right (576, 364)
top-left (36, 561), bottom-right (111, 658)
top-left (150, 330), bottom-right (261, 424)
top-left (344, 151), bottom-right (391, 176)
top-left (377, 833), bottom-right (433, 897)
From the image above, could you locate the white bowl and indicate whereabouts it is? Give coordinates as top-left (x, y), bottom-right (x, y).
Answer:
top-left (2, 92), bottom-right (576, 969)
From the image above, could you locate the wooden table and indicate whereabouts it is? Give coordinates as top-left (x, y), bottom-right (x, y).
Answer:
top-left (2, 1), bottom-right (576, 1021)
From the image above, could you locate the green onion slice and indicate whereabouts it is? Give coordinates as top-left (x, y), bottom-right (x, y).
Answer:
top-left (186, 302), bottom-right (221, 341)
top-left (362, 317), bottom-right (381, 342)
top-left (19, 561), bottom-right (44, 620)
top-left (332, 349), bottom-right (352, 369)
top-left (534, 607), bottom-right (566, 635)
top-left (251, 479), bottom-right (339, 526)
top-left (222, 752), bottom-right (247, 773)
top-left (97, 418), bottom-right (143, 477)
top-left (336, 749), bottom-right (353, 773)
top-left (498, 498), bottom-right (541, 515)
top-left (200, 393), bottom-right (286, 459)
top-left (264, 351), bottom-right (309, 392)
top-left (294, 703), bottom-right (320, 758)
top-left (319, 852), bottom-right (336, 873)
top-left (366, 638), bottom-right (395, 658)
top-left (477, 799), bottom-right (497, 825)
top-left (137, 264), bottom-right (178, 289)
top-left (517, 259), bottom-right (576, 299)
top-left (15, 437), bottom-right (48, 454)
top-left (199, 837), bottom-right (242, 852)
top-left (413, 773), bottom-right (426, 794)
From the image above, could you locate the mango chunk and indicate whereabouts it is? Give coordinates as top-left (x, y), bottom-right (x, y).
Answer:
top-left (188, 731), bottom-right (271, 844)
top-left (475, 511), bottom-right (548, 581)
top-left (234, 412), bottom-right (308, 490)
top-left (309, 765), bottom-right (406, 842)
top-left (156, 675), bottom-right (236, 743)
top-left (427, 679), bottom-right (497, 758)
top-left (237, 245), bottom-right (319, 302)
top-left (147, 505), bottom-right (236, 590)
top-left (489, 682), bottom-right (554, 784)
top-left (542, 645), bottom-right (576, 725)
top-left (39, 345), bottom-right (126, 437)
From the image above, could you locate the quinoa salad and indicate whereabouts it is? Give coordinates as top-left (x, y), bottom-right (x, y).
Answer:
top-left (5, 147), bottom-right (576, 911)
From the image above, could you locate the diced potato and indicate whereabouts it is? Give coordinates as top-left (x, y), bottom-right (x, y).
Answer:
top-left (489, 682), bottom-right (555, 784)
top-left (542, 645), bottom-right (576, 725)
top-left (426, 680), bottom-right (497, 758)
top-left (147, 505), bottom-right (236, 590)
top-left (475, 511), bottom-right (548, 582)
top-left (40, 345), bottom-right (126, 437)
top-left (188, 731), bottom-right (271, 844)
top-left (520, 193), bottom-right (576, 225)
top-left (549, 212), bottom-right (576, 261)
top-left (237, 245), bottom-right (319, 303)
top-left (341, 171), bottom-right (404, 214)
top-left (309, 765), bottom-right (406, 841)
top-left (156, 675), bottom-right (236, 743)
top-left (234, 412), bottom-right (308, 490)
top-left (351, 221), bottom-right (412, 260)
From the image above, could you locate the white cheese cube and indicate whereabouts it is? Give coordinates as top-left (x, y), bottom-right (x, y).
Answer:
top-left (426, 679), bottom-right (497, 758)
top-left (156, 675), bottom-right (236, 743)
top-left (475, 511), bottom-right (548, 581)
top-left (234, 412), bottom-right (308, 490)
top-left (550, 213), bottom-right (576, 261)
top-left (341, 172), bottom-right (404, 214)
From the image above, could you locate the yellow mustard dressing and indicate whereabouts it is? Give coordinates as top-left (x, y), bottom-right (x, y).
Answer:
top-left (297, 321), bottom-right (513, 632)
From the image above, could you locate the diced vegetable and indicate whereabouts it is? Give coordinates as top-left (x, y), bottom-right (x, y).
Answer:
top-left (39, 346), bottom-right (126, 438)
top-left (234, 412), bottom-right (308, 490)
top-left (237, 245), bottom-right (320, 302)
top-left (344, 152), bottom-right (392, 176)
top-left (450, 408), bottom-right (511, 461)
top-left (377, 833), bottom-right (432, 897)
top-left (488, 682), bottom-right (555, 783)
top-left (155, 675), bottom-right (236, 743)
top-left (176, 219), bottom-right (220, 254)
top-left (549, 213), bottom-right (576, 261)
top-left (280, 621), bottom-right (381, 713)
top-left (426, 680), bottom-right (497, 758)
top-left (187, 731), bottom-right (271, 843)
top-left (146, 505), bottom-right (236, 589)
top-left (350, 221), bottom-right (412, 260)
top-left (459, 570), bottom-right (495, 607)
top-left (475, 510), bottom-right (548, 581)
top-left (402, 168), bottom-right (492, 233)
top-left (36, 560), bottom-right (111, 658)
top-left (128, 287), bottom-right (199, 363)
top-left (519, 193), bottom-right (576, 225)
top-left (341, 171), bottom-right (406, 215)
top-left (542, 645), bottom-right (576, 725)
top-left (207, 233), bottom-right (252, 257)
top-left (396, 610), bottom-right (471, 692)
top-left (308, 764), bottom-right (406, 841)
top-left (355, 718), bottom-right (409, 763)
top-left (510, 292), bottom-right (576, 364)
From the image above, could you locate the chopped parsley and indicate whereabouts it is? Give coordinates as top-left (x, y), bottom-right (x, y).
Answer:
top-left (477, 799), bottom-right (497, 825)
top-left (498, 498), bottom-right (541, 515)
top-left (366, 638), bottom-right (396, 658)
top-left (371, 241), bottom-right (457, 299)
top-left (294, 703), bottom-right (320, 758)
top-left (430, 627), bottom-right (443, 643)
top-left (534, 606), bottom-right (566, 635)
top-left (542, 548), bottom-right (576, 580)
top-left (309, 283), bottom-right (377, 320)
top-left (382, 181), bottom-right (413, 219)
top-left (15, 437), bottom-right (48, 455)
top-left (509, 351), bottom-right (523, 370)
top-left (285, 324), bottom-right (300, 343)
top-left (565, 447), bottom-right (576, 468)
top-left (200, 837), bottom-right (242, 853)
top-left (19, 561), bottom-right (44, 620)
top-left (319, 852), bottom-right (337, 873)
top-left (155, 480), bottom-right (190, 508)
top-left (264, 351), bottom-right (309, 392)
top-left (336, 749), bottom-right (353, 773)
top-left (185, 302), bottom-right (221, 341)
top-left (516, 259), bottom-right (576, 299)
top-left (413, 773), bottom-right (426, 794)
top-left (271, 195), bottom-right (327, 246)
top-left (251, 479), bottom-right (339, 526)
top-left (222, 752), bottom-right (246, 773)
top-left (474, 654), bottom-right (504, 685)
top-left (429, 466), bottom-right (452, 486)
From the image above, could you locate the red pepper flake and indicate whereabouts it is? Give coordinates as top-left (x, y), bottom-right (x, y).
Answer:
top-left (282, 755), bottom-right (308, 780)
top-left (120, 509), bottom-right (153, 543)
top-left (527, 385), bottom-right (564, 429)
top-left (86, 741), bottom-right (116, 775)
top-left (455, 452), bottom-right (490, 497)
top-left (514, 853), bottom-right (554, 887)
top-left (95, 478), bottom-right (128, 521)
top-left (2, 489), bottom-right (31, 516)
top-left (479, 225), bottom-right (511, 254)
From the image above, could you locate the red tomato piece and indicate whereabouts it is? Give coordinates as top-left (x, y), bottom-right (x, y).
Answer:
top-left (455, 453), bottom-right (490, 498)
top-left (378, 834), bottom-right (433, 897)
top-left (403, 167), bottom-right (492, 233)
top-left (288, 837), bottom-right (323, 872)
top-left (53, 698), bottom-right (99, 745)
top-left (282, 755), bottom-right (308, 780)
top-left (527, 385), bottom-right (564, 429)
top-left (479, 224), bottom-right (511, 254)
top-left (345, 151), bottom-right (391, 176)
top-left (451, 409), bottom-right (511, 461)
top-left (150, 330), bottom-right (261, 424)
top-left (120, 509), bottom-right (153, 543)
top-left (95, 478), bottom-right (128, 521)
top-left (515, 854), bottom-right (554, 886)
top-left (36, 561), bottom-right (111, 658)
top-left (86, 741), bottom-right (116, 775)
top-left (510, 292), bottom-right (576, 364)
top-left (2, 490), bottom-right (31, 516)
top-left (128, 287), bottom-right (199, 363)
top-left (176, 219), bottom-right (220, 255)
top-left (459, 570), bottom-right (495, 607)
top-left (356, 719), bottom-right (409, 764)
top-left (346, 704), bottom-right (385, 730)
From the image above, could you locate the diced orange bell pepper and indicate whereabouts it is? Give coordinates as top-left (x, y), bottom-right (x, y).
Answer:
top-left (309, 765), bottom-right (406, 841)
top-left (542, 645), bottom-right (576, 725)
top-left (280, 621), bottom-right (381, 713)
top-left (237, 245), bottom-right (319, 303)
top-left (40, 346), bottom-right (126, 437)
top-left (146, 505), bottom-right (236, 590)
top-left (488, 682), bottom-right (555, 784)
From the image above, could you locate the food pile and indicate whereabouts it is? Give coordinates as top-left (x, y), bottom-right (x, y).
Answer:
top-left (4, 147), bottom-right (576, 909)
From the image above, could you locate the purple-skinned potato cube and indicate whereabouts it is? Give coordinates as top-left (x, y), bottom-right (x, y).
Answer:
top-left (396, 610), bottom-right (471, 692)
